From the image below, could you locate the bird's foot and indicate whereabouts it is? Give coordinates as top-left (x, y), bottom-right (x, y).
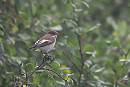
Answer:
top-left (42, 53), bottom-right (54, 62)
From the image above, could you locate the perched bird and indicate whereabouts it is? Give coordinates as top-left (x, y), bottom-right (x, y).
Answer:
top-left (29, 30), bottom-right (58, 54)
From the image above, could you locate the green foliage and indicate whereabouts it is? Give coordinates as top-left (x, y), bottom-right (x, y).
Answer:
top-left (50, 61), bottom-right (61, 74)
top-left (0, 24), bottom-right (4, 36)
top-left (33, 73), bottom-right (41, 85)
top-left (0, 30), bottom-right (4, 36)
top-left (0, 0), bottom-right (130, 87)
top-left (24, 63), bottom-right (34, 73)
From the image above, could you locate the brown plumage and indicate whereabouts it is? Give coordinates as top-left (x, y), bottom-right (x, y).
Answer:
top-left (29, 30), bottom-right (58, 53)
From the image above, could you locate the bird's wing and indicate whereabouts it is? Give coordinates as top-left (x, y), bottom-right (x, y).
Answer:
top-left (35, 39), bottom-right (53, 47)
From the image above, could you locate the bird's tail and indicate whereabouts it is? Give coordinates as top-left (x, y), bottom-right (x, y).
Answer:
top-left (28, 45), bottom-right (36, 49)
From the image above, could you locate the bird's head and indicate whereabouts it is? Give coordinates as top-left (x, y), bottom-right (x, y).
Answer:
top-left (47, 30), bottom-right (59, 37)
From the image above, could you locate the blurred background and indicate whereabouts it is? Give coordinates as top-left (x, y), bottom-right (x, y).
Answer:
top-left (0, 0), bottom-right (130, 87)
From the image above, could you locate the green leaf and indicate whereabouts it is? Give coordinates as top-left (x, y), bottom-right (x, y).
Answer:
top-left (94, 67), bottom-right (104, 73)
top-left (48, 76), bottom-right (55, 84)
top-left (33, 73), bottom-right (40, 84)
top-left (117, 21), bottom-right (127, 37)
top-left (0, 24), bottom-right (4, 31)
top-left (49, 25), bottom-right (62, 31)
top-left (56, 81), bottom-right (65, 86)
top-left (69, 20), bottom-right (77, 26)
top-left (31, 2), bottom-right (37, 15)
top-left (18, 33), bottom-right (31, 40)
top-left (106, 17), bottom-right (117, 30)
top-left (0, 42), bottom-right (4, 52)
top-left (6, 45), bottom-right (16, 56)
top-left (83, 45), bottom-right (94, 53)
top-left (6, 72), bottom-right (14, 79)
top-left (67, 73), bottom-right (74, 77)
top-left (35, 70), bottom-right (44, 74)
top-left (85, 51), bottom-right (96, 57)
top-left (72, 28), bottom-right (81, 35)
top-left (82, 1), bottom-right (89, 8)
top-left (115, 64), bottom-right (123, 77)
top-left (120, 59), bottom-right (130, 62)
top-left (112, 40), bottom-right (121, 47)
top-left (83, 45), bottom-right (96, 57)
top-left (87, 24), bottom-right (101, 33)
top-left (71, 3), bottom-right (76, 8)
top-left (90, 64), bottom-right (97, 73)
top-left (29, 57), bottom-right (36, 67)
top-left (118, 81), bottom-right (126, 87)
top-left (84, 60), bottom-right (92, 67)
top-left (50, 61), bottom-right (61, 74)
top-left (0, 30), bottom-right (4, 36)
top-left (12, 26), bottom-right (19, 31)
top-left (24, 63), bottom-right (34, 73)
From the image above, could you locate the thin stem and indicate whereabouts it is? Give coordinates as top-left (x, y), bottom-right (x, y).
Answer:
top-left (22, 54), bottom-right (49, 85)
top-left (13, 76), bottom-right (15, 87)
top-left (22, 63), bottom-right (44, 85)
top-left (114, 48), bottom-right (130, 86)
top-left (114, 81), bottom-right (118, 87)
top-left (40, 68), bottom-right (71, 84)
top-left (77, 35), bottom-right (84, 87)
top-left (28, 54), bottom-right (50, 76)
top-left (122, 48), bottom-right (130, 68)
top-left (22, 54), bottom-right (71, 86)
top-left (28, 61), bottom-right (44, 76)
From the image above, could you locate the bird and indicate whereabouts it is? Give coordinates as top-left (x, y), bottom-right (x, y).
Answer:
top-left (29, 30), bottom-right (58, 54)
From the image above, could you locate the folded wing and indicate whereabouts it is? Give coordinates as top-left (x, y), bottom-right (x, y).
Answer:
top-left (29, 40), bottom-right (53, 49)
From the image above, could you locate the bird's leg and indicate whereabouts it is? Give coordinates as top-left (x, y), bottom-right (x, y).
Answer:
top-left (44, 52), bottom-right (53, 61)
top-left (42, 52), bottom-right (54, 63)
top-left (44, 52), bottom-right (48, 58)
top-left (40, 51), bottom-right (43, 54)
top-left (42, 52), bottom-right (49, 62)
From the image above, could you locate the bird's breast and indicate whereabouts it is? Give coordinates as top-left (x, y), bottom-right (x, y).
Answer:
top-left (38, 42), bottom-right (55, 53)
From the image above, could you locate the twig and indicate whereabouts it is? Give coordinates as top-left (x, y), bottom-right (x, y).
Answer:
top-left (115, 48), bottom-right (130, 87)
top-left (22, 54), bottom-right (71, 86)
top-left (22, 54), bottom-right (49, 85)
top-left (77, 35), bottom-right (84, 87)
top-left (13, 76), bottom-right (15, 87)
top-left (122, 48), bottom-right (130, 68)
top-left (24, 73), bottom-right (28, 85)
top-left (72, 4), bottom-right (84, 86)
top-left (22, 62), bottom-right (44, 85)
top-left (28, 54), bottom-right (52, 76)
top-left (40, 68), bottom-right (71, 84)
top-left (28, 61), bottom-right (44, 76)
top-left (114, 81), bottom-right (118, 87)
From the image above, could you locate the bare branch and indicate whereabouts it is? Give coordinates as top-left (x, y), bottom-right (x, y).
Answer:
top-left (77, 35), bottom-right (84, 87)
